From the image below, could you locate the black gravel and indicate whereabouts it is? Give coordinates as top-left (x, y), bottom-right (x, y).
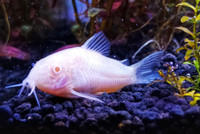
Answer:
top-left (1, 33), bottom-right (200, 134)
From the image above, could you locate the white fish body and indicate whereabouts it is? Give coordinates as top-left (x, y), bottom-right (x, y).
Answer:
top-left (6, 32), bottom-right (163, 106)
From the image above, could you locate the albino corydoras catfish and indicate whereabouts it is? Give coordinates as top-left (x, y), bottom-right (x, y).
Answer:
top-left (6, 32), bottom-right (163, 107)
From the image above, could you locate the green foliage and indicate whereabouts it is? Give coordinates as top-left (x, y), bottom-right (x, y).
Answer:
top-left (155, 65), bottom-right (200, 105)
top-left (156, 66), bottom-right (188, 97)
top-left (175, 0), bottom-right (200, 105)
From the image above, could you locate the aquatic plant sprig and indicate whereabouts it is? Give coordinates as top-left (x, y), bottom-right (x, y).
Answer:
top-left (151, 64), bottom-right (200, 105)
top-left (149, 65), bottom-right (190, 97)
top-left (176, 0), bottom-right (200, 70)
top-left (175, 0), bottom-right (200, 105)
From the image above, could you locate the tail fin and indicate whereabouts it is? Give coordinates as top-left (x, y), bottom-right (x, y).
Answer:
top-left (132, 51), bottom-right (164, 84)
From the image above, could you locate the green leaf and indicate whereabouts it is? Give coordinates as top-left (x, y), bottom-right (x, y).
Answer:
top-left (193, 60), bottom-right (199, 69)
top-left (196, 14), bottom-right (200, 22)
top-left (184, 38), bottom-right (195, 48)
top-left (181, 16), bottom-right (190, 23)
top-left (88, 8), bottom-right (105, 17)
top-left (185, 49), bottom-right (193, 60)
top-left (178, 76), bottom-right (186, 85)
top-left (176, 46), bottom-right (187, 53)
top-left (184, 90), bottom-right (195, 97)
top-left (190, 96), bottom-right (200, 106)
top-left (176, 2), bottom-right (195, 11)
top-left (184, 61), bottom-right (195, 66)
top-left (175, 27), bottom-right (194, 37)
top-left (196, 0), bottom-right (200, 4)
top-left (194, 93), bottom-right (200, 97)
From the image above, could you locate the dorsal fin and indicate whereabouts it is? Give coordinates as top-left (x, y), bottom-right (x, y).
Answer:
top-left (81, 31), bottom-right (110, 56)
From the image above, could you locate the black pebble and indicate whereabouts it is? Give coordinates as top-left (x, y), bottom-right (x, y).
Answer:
top-left (54, 104), bottom-right (63, 113)
top-left (132, 92), bottom-right (143, 102)
top-left (14, 103), bottom-right (31, 114)
top-left (54, 112), bottom-right (69, 122)
top-left (0, 105), bottom-right (13, 121)
top-left (62, 101), bottom-right (73, 112)
top-left (44, 114), bottom-right (55, 124)
top-left (41, 104), bottom-right (54, 114)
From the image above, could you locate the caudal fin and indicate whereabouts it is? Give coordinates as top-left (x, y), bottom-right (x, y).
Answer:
top-left (132, 51), bottom-right (164, 84)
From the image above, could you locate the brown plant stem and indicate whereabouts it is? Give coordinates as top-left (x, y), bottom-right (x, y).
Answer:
top-left (72, 0), bottom-right (83, 34)
top-left (100, 0), bottom-right (114, 32)
top-left (1, 0), bottom-right (10, 46)
top-left (89, 0), bottom-right (98, 36)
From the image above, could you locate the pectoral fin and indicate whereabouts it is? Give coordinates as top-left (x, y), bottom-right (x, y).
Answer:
top-left (70, 89), bottom-right (104, 103)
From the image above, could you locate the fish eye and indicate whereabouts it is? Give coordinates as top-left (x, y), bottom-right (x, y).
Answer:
top-left (55, 67), bottom-right (60, 72)
top-left (52, 66), bottom-right (61, 74)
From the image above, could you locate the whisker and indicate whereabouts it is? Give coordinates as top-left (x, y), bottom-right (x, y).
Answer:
top-left (18, 86), bottom-right (26, 97)
top-left (28, 86), bottom-right (35, 96)
top-left (33, 90), bottom-right (41, 108)
top-left (5, 83), bottom-right (23, 88)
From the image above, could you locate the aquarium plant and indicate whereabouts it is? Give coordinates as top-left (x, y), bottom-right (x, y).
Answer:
top-left (167, 0), bottom-right (200, 105)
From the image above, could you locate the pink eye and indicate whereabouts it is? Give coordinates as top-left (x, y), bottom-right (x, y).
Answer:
top-left (55, 67), bottom-right (60, 72)
top-left (52, 66), bottom-right (61, 74)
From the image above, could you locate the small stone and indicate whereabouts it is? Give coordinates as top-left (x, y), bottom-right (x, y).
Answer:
top-left (132, 116), bottom-right (144, 126)
top-left (54, 112), bottom-right (68, 122)
top-left (155, 99), bottom-right (166, 110)
top-left (158, 84), bottom-right (169, 89)
top-left (132, 92), bottom-right (143, 102)
top-left (150, 107), bottom-right (159, 112)
top-left (143, 98), bottom-right (156, 108)
top-left (14, 103), bottom-right (31, 114)
top-left (185, 106), bottom-right (200, 116)
top-left (54, 104), bottom-right (63, 113)
top-left (164, 95), bottom-right (177, 103)
top-left (82, 99), bottom-right (92, 107)
top-left (54, 121), bottom-right (66, 128)
top-left (62, 101), bottom-right (73, 112)
top-left (41, 104), bottom-right (54, 114)
top-left (44, 114), bottom-right (55, 123)
top-left (96, 113), bottom-right (108, 121)
top-left (132, 87), bottom-right (145, 92)
top-left (13, 113), bottom-right (21, 121)
top-left (110, 110), bottom-right (132, 120)
top-left (150, 89), bottom-right (161, 97)
top-left (160, 89), bottom-right (171, 98)
top-left (140, 111), bottom-right (158, 121)
top-left (82, 117), bottom-right (97, 127)
top-left (93, 106), bottom-right (101, 113)
top-left (19, 118), bottom-right (26, 123)
top-left (74, 108), bottom-right (87, 120)
top-left (31, 106), bottom-right (41, 113)
top-left (164, 103), bottom-right (174, 111)
top-left (0, 105), bottom-right (13, 121)
top-left (69, 116), bottom-right (78, 123)
top-left (118, 93), bottom-right (134, 101)
top-left (126, 102), bottom-right (141, 112)
top-left (26, 113), bottom-right (42, 124)
top-left (176, 98), bottom-right (188, 105)
top-left (170, 106), bottom-right (184, 117)
top-left (158, 112), bottom-right (169, 119)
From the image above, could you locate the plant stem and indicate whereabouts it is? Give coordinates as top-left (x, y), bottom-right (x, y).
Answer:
top-left (72, 0), bottom-right (83, 33)
top-left (194, 1), bottom-right (200, 75)
top-left (100, 0), bottom-right (114, 31)
top-left (0, 0), bottom-right (10, 46)
top-left (89, 0), bottom-right (98, 36)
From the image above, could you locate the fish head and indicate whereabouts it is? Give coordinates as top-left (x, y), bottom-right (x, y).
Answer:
top-left (24, 56), bottom-right (69, 94)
